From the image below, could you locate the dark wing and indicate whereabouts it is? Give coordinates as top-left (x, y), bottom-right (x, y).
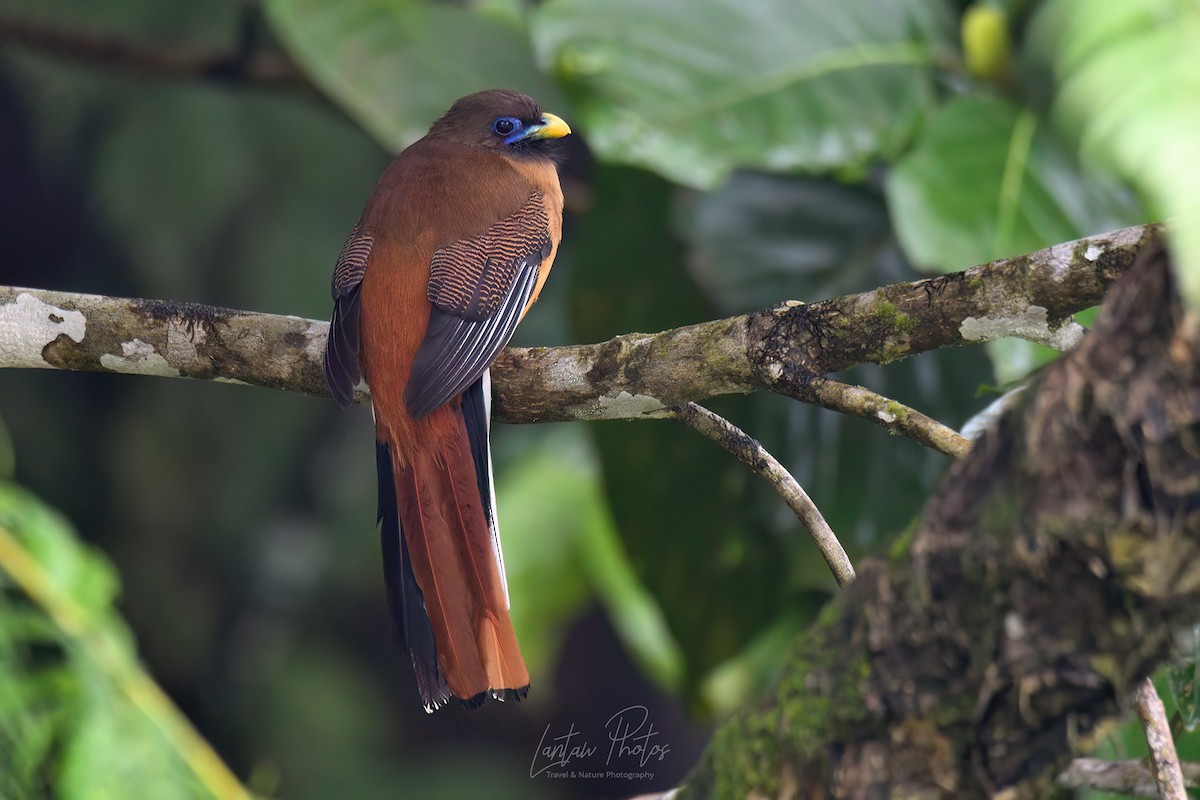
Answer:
top-left (404, 193), bottom-right (552, 419)
top-left (324, 228), bottom-right (372, 409)
top-left (376, 440), bottom-right (452, 711)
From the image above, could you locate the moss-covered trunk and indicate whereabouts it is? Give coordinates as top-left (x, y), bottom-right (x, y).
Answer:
top-left (686, 243), bottom-right (1200, 799)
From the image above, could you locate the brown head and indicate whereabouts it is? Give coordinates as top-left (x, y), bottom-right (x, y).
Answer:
top-left (426, 90), bottom-right (571, 160)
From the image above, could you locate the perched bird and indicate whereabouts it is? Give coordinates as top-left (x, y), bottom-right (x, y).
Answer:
top-left (323, 90), bottom-right (570, 711)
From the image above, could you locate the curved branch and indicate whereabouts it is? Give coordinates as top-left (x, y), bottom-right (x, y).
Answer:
top-left (0, 224), bottom-right (1159, 428)
top-left (783, 376), bottom-right (972, 458)
top-left (673, 401), bottom-right (855, 586)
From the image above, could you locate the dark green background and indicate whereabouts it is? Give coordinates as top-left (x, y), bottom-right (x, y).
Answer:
top-left (0, 1), bottom-right (1178, 798)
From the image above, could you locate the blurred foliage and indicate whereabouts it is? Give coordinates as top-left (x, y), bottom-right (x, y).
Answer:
top-left (0, 482), bottom-right (234, 799)
top-left (499, 425), bottom-right (683, 690)
top-left (1036, 0), bottom-right (1200, 312)
top-left (532, 0), bottom-right (952, 188)
top-left (1166, 625), bottom-right (1200, 734)
top-left (888, 94), bottom-right (1138, 273)
top-left (265, 0), bottom-right (564, 153)
top-left (0, 0), bottom-right (1192, 797)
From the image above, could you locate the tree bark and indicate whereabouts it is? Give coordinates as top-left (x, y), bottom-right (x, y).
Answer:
top-left (684, 243), bottom-right (1200, 798)
top-left (0, 224), bottom-right (1158, 424)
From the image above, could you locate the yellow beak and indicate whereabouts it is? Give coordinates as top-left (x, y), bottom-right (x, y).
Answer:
top-left (531, 112), bottom-right (572, 140)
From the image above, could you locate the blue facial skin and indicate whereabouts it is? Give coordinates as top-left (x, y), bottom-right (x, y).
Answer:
top-left (490, 113), bottom-right (570, 151)
top-left (492, 116), bottom-right (526, 145)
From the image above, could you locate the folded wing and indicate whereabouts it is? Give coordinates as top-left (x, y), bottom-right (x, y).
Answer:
top-left (404, 192), bottom-right (552, 419)
top-left (324, 228), bottom-right (373, 408)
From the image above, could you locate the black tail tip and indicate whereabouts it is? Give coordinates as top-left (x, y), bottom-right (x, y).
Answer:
top-left (459, 684), bottom-right (530, 711)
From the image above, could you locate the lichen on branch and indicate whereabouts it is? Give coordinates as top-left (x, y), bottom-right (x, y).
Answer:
top-left (0, 224), bottom-right (1159, 427)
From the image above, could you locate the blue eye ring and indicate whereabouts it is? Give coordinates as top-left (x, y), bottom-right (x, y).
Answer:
top-left (492, 117), bottom-right (519, 137)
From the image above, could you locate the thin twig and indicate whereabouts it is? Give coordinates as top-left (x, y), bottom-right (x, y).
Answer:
top-left (673, 401), bottom-right (854, 587)
top-left (1057, 759), bottom-right (1200, 796)
top-left (787, 375), bottom-right (973, 459)
top-left (1134, 677), bottom-right (1187, 799)
top-left (0, 525), bottom-right (251, 800)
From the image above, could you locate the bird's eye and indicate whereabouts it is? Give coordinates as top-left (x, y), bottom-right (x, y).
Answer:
top-left (492, 117), bottom-right (517, 136)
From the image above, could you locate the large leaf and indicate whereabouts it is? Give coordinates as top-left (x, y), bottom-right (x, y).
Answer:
top-left (887, 94), bottom-right (1141, 273)
top-left (1036, 0), bottom-right (1200, 311)
top-left (679, 172), bottom-right (910, 311)
top-left (265, 0), bottom-right (564, 153)
top-left (533, 0), bottom-right (954, 188)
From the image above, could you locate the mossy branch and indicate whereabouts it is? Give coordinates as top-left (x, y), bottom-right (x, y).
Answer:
top-left (0, 224), bottom-right (1157, 430)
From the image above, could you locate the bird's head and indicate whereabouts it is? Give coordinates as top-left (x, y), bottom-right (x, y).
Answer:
top-left (428, 90), bottom-right (571, 159)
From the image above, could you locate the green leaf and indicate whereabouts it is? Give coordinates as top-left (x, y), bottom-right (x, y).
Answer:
top-left (1167, 625), bottom-right (1200, 732)
top-left (678, 173), bottom-right (904, 311)
top-left (887, 94), bottom-right (1141, 272)
top-left (1039, 0), bottom-right (1200, 311)
top-left (0, 484), bottom-right (121, 623)
top-left (265, 0), bottom-right (564, 153)
top-left (533, 0), bottom-right (953, 188)
top-left (58, 669), bottom-right (207, 800)
top-left (0, 484), bottom-right (246, 799)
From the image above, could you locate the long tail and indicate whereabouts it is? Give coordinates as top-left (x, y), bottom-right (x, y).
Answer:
top-left (377, 376), bottom-right (528, 711)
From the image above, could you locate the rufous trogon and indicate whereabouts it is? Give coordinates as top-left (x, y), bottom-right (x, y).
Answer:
top-left (323, 90), bottom-right (570, 711)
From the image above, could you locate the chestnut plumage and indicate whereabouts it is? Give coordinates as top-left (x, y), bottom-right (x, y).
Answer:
top-left (324, 90), bottom-right (569, 710)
